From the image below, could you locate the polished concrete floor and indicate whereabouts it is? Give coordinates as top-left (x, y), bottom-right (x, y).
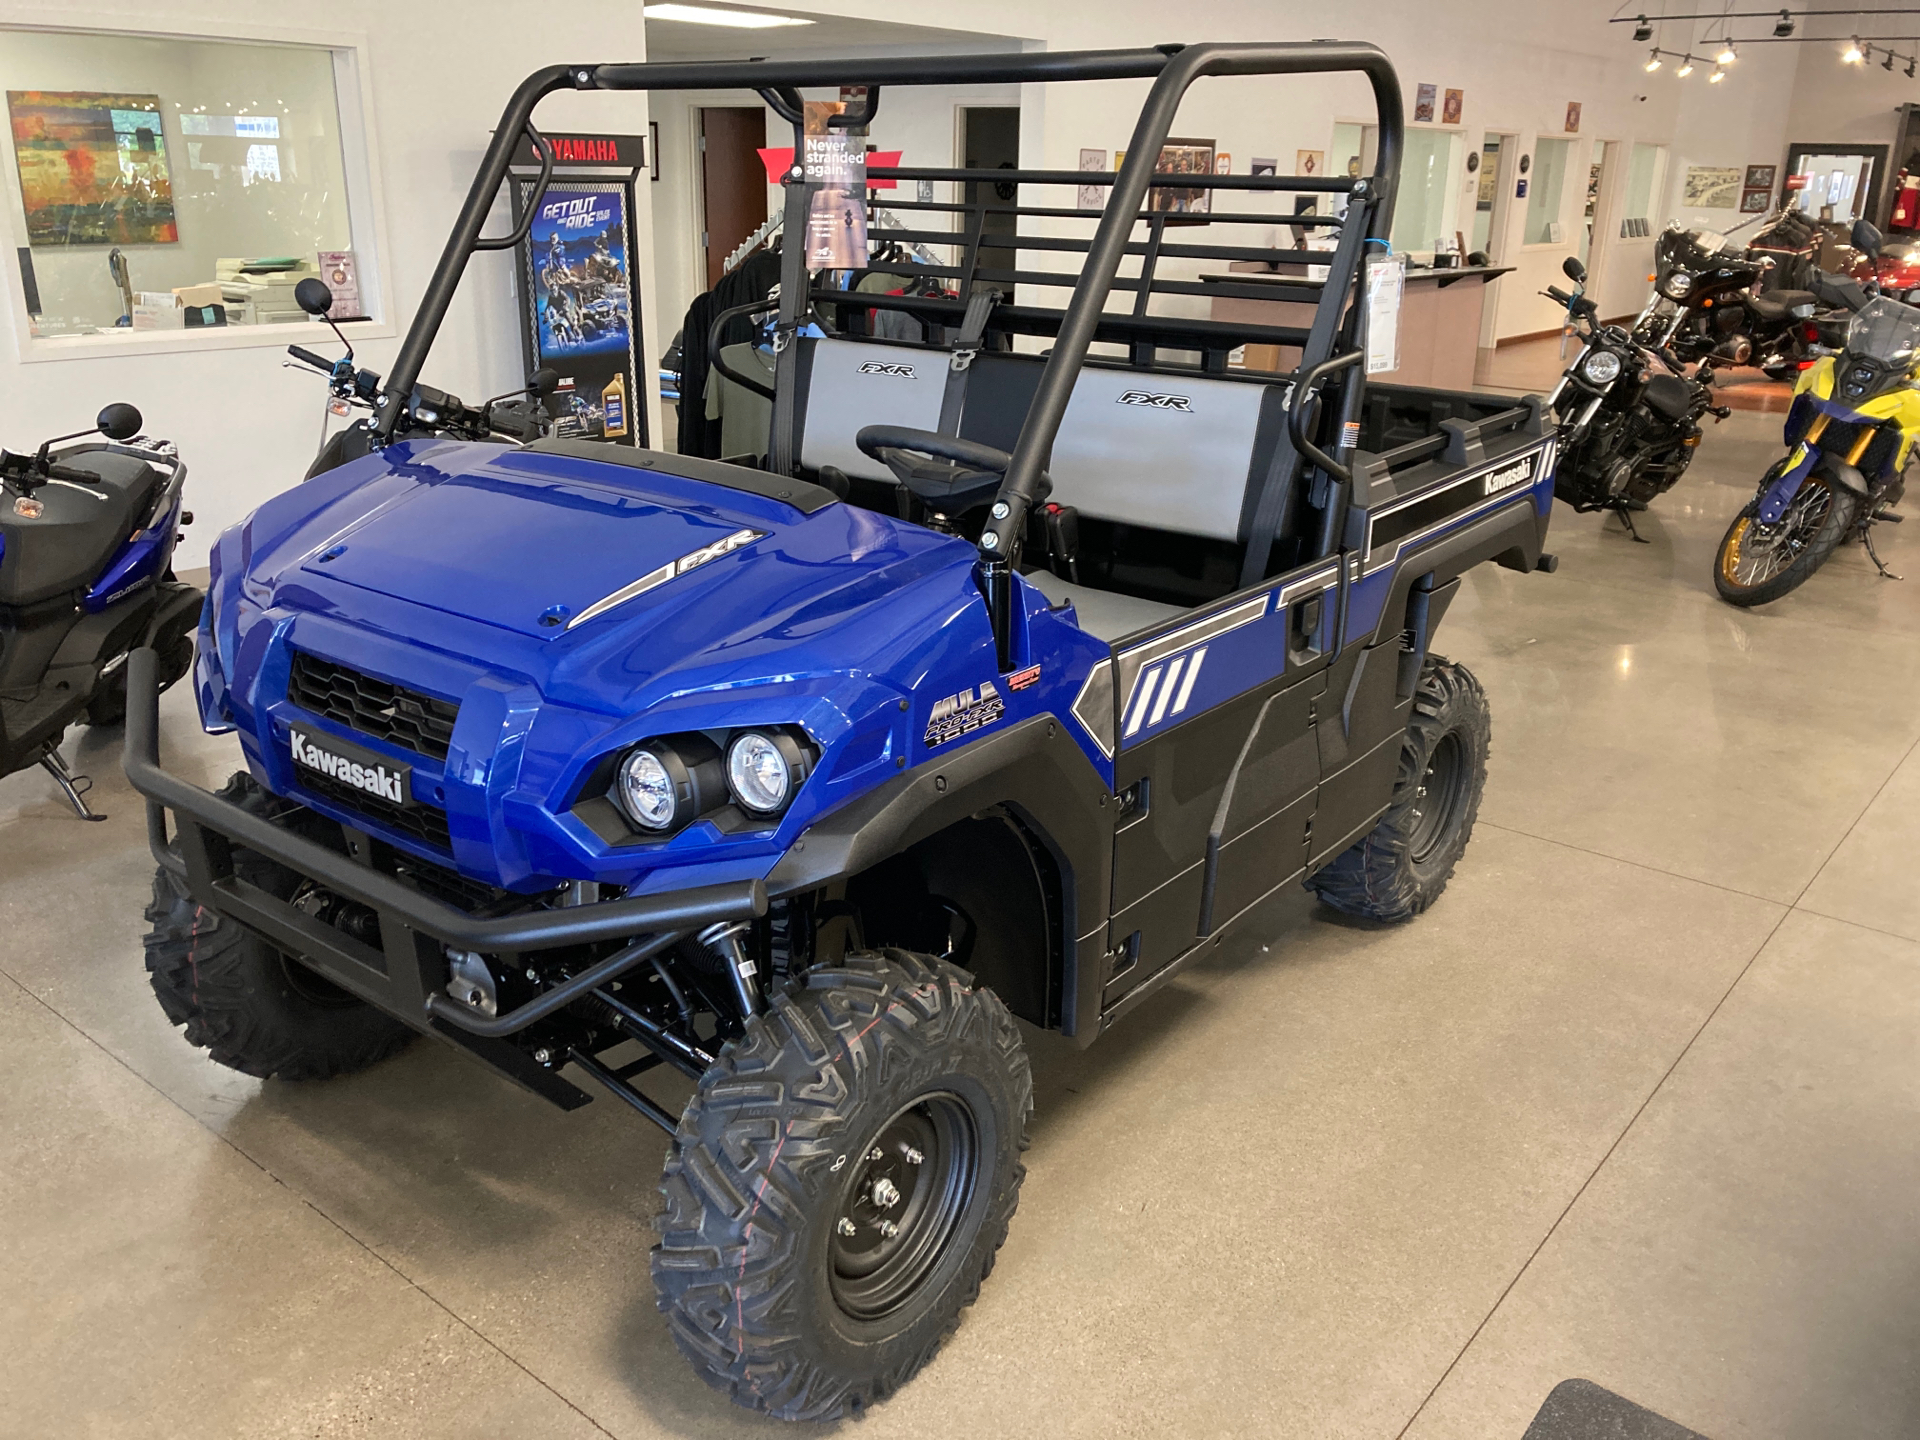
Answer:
top-left (4, 412), bottom-right (1918, 1439)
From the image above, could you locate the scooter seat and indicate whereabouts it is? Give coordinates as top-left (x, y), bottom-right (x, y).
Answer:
top-left (0, 449), bottom-right (163, 607)
top-left (1749, 289), bottom-right (1819, 322)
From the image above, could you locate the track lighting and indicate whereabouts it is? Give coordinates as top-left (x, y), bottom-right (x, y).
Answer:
top-left (1717, 41), bottom-right (1737, 65)
top-left (1633, 14), bottom-right (1653, 42)
top-left (1709, 67), bottom-right (1727, 83)
top-left (1773, 9), bottom-right (1794, 38)
top-left (1885, 48), bottom-right (1897, 70)
top-left (1676, 53), bottom-right (1696, 76)
top-left (1843, 37), bottom-right (1865, 64)
top-left (1645, 49), bottom-right (1663, 71)
top-left (1908, 56), bottom-right (1916, 78)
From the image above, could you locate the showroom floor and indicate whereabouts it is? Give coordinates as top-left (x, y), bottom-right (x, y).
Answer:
top-left (4, 408), bottom-right (1918, 1439)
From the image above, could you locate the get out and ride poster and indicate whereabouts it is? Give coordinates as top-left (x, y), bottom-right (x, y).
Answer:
top-left (518, 179), bottom-right (641, 444)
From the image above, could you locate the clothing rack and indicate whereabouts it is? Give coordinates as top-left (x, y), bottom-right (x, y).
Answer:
top-left (722, 212), bottom-right (783, 276)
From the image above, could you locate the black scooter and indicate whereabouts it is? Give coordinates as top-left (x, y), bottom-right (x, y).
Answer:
top-left (0, 403), bottom-right (200, 818)
top-left (1546, 255), bottom-right (1730, 539)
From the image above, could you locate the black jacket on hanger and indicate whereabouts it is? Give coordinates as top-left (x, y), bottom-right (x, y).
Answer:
top-left (676, 249), bottom-right (782, 458)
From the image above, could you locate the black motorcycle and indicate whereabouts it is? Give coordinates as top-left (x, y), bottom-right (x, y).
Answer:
top-left (1633, 221), bottom-right (1825, 379)
top-left (1, 403), bottom-right (200, 818)
top-left (1547, 255), bottom-right (1729, 538)
top-left (285, 278), bottom-right (557, 478)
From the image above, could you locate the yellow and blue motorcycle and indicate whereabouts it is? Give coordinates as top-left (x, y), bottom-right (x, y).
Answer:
top-left (1715, 295), bottom-right (1913, 605)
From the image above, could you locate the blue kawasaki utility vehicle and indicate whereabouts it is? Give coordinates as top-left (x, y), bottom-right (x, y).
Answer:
top-left (126, 41), bottom-right (1558, 1421)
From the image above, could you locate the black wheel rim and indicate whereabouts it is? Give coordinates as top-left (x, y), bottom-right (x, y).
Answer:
top-left (828, 1092), bottom-right (980, 1321)
top-left (1408, 732), bottom-right (1466, 864)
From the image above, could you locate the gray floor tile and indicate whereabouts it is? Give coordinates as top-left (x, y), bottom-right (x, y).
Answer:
top-left (1402, 910), bottom-right (1920, 1440)
top-left (1798, 739), bottom-right (1920, 943)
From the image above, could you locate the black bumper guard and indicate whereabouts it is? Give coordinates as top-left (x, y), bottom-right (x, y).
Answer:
top-left (123, 649), bottom-right (766, 1067)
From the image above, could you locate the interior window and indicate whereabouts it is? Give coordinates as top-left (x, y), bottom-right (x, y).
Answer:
top-left (1389, 128), bottom-right (1460, 257)
top-left (1525, 137), bottom-right (1574, 245)
top-left (1, 27), bottom-right (368, 339)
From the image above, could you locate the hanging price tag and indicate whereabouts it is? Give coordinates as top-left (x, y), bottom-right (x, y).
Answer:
top-left (1365, 255), bottom-right (1406, 375)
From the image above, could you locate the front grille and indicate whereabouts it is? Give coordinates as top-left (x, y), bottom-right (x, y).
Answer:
top-left (288, 651), bottom-right (459, 761)
top-left (296, 768), bottom-right (454, 853)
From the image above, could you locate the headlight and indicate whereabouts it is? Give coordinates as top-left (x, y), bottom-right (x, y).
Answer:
top-left (726, 730), bottom-right (809, 815)
top-left (1580, 348), bottom-right (1624, 386)
top-left (616, 748), bottom-right (678, 830)
top-left (1662, 272), bottom-right (1693, 300)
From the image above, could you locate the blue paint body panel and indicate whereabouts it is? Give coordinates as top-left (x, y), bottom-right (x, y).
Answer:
top-left (195, 439), bottom-right (1113, 895)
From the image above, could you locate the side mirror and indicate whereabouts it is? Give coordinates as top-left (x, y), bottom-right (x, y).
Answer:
top-left (294, 277), bottom-right (335, 316)
top-left (96, 402), bottom-right (143, 442)
top-left (1851, 218), bottom-right (1884, 260)
top-left (1562, 255), bottom-right (1588, 284)
top-left (528, 366), bottom-right (560, 397)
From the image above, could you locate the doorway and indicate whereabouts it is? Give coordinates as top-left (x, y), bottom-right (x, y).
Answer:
top-left (959, 106), bottom-right (1020, 287)
top-left (1475, 131), bottom-right (1517, 349)
top-left (700, 106), bottom-right (767, 289)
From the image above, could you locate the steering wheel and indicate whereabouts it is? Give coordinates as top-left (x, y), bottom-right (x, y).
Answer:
top-left (855, 425), bottom-right (1049, 516)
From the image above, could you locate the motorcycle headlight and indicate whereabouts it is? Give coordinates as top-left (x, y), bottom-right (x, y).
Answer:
top-left (616, 748), bottom-right (678, 830)
top-left (726, 730), bottom-right (810, 815)
top-left (1662, 272), bottom-right (1694, 300)
top-left (1580, 348), bottom-right (1625, 386)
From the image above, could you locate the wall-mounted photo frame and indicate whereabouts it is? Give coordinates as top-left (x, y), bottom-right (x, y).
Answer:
top-left (1150, 137), bottom-right (1215, 223)
top-left (1745, 164), bottom-right (1777, 190)
top-left (1414, 83), bottom-right (1437, 123)
top-left (1442, 88), bottom-right (1464, 125)
top-left (1078, 147), bottom-right (1108, 209)
top-left (1740, 187), bottom-right (1772, 213)
top-left (1565, 102), bottom-right (1582, 135)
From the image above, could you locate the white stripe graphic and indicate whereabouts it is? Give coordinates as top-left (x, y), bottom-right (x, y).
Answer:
top-left (1147, 655), bottom-right (1185, 728)
top-left (1124, 665), bottom-right (1163, 737)
top-left (1171, 646), bottom-right (1206, 714)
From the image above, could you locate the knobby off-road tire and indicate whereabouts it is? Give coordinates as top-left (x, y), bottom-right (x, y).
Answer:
top-left (652, 949), bottom-right (1032, 1422)
top-left (1714, 472), bottom-right (1860, 606)
top-left (143, 771), bottom-right (413, 1080)
top-left (1310, 655), bottom-right (1490, 923)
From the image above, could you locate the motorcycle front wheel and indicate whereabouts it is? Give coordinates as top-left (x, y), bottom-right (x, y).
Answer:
top-left (1714, 471), bottom-right (1859, 606)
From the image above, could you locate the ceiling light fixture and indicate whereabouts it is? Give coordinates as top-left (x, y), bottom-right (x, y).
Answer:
top-left (641, 3), bottom-right (814, 28)
top-left (1717, 41), bottom-right (1737, 65)
top-left (1843, 37), bottom-right (1866, 63)
top-left (1908, 56), bottom-right (1917, 77)
top-left (1676, 53), bottom-right (1696, 76)
top-left (1709, 67), bottom-right (1727, 83)
top-left (1886, 48), bottom-right (1898, 70)
top-left (1634, 14), bottom-right (1654, 42)
top-left (1646, 48), bottom-right (1663, 71)
top-left (1773, 9), bottom-right (1795, 38)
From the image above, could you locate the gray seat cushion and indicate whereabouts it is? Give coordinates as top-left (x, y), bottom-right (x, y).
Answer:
top-left (1025, 569), bottom-right (1187, 642)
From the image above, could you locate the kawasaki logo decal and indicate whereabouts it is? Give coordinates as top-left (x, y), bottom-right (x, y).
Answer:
top-left (290, 727), bottom-right (411, 806)
top-left (1117, 390), bottom-right (1193, 411)
top-left (858, 361), bottom-right (917, 378)
top-left (1482, 456), bottom-right (1535, 496)
top-left (567, 527), bottom-right (768, 630)
top-left (925, 680), bottom-right (1005, 748)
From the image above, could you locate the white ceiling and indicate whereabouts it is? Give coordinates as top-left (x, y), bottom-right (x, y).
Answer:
top-left (642, 4), bottom-right (1024, 63)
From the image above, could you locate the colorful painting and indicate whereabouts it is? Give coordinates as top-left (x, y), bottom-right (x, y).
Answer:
top-left (6, 91), bottom-right (177, 247)
top-left (1565, 101), bottom-right (1582, 135)
top-left (1442, 88), bottom-right (1464, 125)
top-left (1414, 83), bottom-right (1437, 123)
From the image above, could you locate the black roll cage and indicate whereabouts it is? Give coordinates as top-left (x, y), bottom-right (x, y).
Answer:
top-left (378, 42), bottom-right (1404, 654)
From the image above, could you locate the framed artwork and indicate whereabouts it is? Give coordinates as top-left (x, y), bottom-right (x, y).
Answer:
top-left (1215, 152), bottom-right (1231, 174)
top-left (6, 90), bottom-right (176, 246)
top-left (1078, 147), bottom-right (1108, 209)
top-left (1442, 88), bottom-right (1464, 125)
top-left (1682, 165), bottom-right (1742, 208)
top-left (1149, 137), bottom-right (1215, 222)
top-left (1414, 83), bottom-right (1437, 123)
top-left (1565, 101), bottom-right (1582, 134)
top-left (1745, 163), bottom-right (1777, 190)
top-left (1250, 157), bottom-right (1277, 178)
top-left (1296, 149), bottom-right (1324, 178)
top-left (1740, 187), bottom-right (1772, 213)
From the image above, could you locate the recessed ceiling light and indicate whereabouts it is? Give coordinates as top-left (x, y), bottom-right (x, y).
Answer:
top-left (643, 3), bottom-right (813, 27)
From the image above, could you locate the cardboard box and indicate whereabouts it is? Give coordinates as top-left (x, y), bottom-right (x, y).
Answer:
top-left (172, 282), bottom-right (225, 308)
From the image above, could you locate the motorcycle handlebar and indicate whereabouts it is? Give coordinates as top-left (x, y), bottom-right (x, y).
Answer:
top-left (1545, 286), bottom-right (1573, 305)
top-left (45, 462), bottom-right (102, 484)
top-left (287, 344), bottom-right (333, 372)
